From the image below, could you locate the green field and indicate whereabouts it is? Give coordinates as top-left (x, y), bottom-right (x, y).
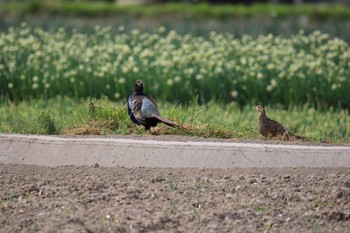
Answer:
top-left (2, 1), bottom-right (350, 19)
top-left (0, 97), bottom-right (349, 143)
top-left (1, 2), bottom-right (349, 142)
top-left (2, 2), bottom-right (350, 43)
top-left (1, 25), bottom-right (349, 110)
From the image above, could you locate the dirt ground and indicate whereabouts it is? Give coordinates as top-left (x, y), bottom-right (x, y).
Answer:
top-left (1, 164), bottom-right (350, 232)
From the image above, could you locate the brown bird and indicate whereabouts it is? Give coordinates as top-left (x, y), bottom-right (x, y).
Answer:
top-left (255, 105), bottom-right (305, 140)
top-left (127, 80), bottom-right (181, 133)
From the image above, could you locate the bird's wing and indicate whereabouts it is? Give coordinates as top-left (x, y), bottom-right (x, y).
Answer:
top-left (141, 96), bottom-right (160, 118)
top-left (144, 94), bottom-right (158, 108)
top-left (267, 118), bottom-right (288, 134)
top-left (128, 94), bottom-right (146, 125)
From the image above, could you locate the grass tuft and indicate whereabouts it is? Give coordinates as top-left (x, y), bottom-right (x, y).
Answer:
top-left (37, 111), bottom-right (59, 135)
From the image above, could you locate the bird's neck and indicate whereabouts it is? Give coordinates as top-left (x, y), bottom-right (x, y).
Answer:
top-left (258, 112), bottom-right (267, 122)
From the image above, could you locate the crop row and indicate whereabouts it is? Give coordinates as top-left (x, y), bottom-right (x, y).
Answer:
top-left (1, 24), bottom-right (349, 110)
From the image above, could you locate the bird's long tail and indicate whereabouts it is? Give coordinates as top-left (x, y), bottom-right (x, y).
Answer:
top-left (282, 124), bottom-right (307, 141)
top-left (153, 115), bottom-right (186, 130)
top-left (289, 132), bottom-right (308, 141)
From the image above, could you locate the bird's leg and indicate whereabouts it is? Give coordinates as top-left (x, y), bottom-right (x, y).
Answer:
top-left (149, 127), bottom-right (160, 135)
top-left (145, 126), bottom-right (158, 135)
top-left (282, 131), bottom-right (290, 140)
top-left (143, 126), bottom-right (151, 135)
top-left (281, 124), bottom-right (290, 140)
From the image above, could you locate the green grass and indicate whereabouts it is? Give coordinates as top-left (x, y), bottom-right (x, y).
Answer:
top-left (0, 97), bottom-right (349, 143)
top-left (1, 25), bottom-right (349, 110)
top-left (1, 1), bottom-right (350, 19)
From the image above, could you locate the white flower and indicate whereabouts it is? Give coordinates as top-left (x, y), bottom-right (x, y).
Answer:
top-left (215, 67), bottom-right (223, 74)
top-left (118, 25), bottom-right (125, 31)
top-left (167, 79), bottom-right (174, 86)
top-left (32, 76), bottom-right (39, 82)
top-left (122, 67), bottom-right (128, 73)
top-left (230, 90), bottom-right (238, 98)
top-left (266, 85), bottom-right (273, 92)
top-left (132, 67), bottom-right (139, 73)
top-left (157, 26), bottom-right (166, 33)
top-left (267, 63), bottom-right (275, 70)
top-left (131, 29), bottom-right (140, 36)
top-left (195, 74), bottom-right (203, 81)
top-left (270, 79), bottom-right (277, 87)
top-left (94, 25), bottom-right (101, 31)
top-left (240, 57), bottom-right (247, 65)
top-left (114, 92), bottom-right (121, 99)
top-left (118, 78), bottom-right (126, 84)
top-left (174, 76), bottom-right (181, 83)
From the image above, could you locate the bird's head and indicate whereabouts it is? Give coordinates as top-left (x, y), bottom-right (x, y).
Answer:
top-left (255, 105), bottom-right (265, 114)
top-left (134, 80), bottom-right (144, 94)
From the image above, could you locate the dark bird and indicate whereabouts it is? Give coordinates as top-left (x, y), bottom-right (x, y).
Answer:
top-left (127, 80), bottom-right (180, 133)
top-left (255, 105), bottom-right (306, 140)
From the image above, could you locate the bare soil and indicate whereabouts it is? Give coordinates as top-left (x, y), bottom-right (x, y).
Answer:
top-left (1, 164), bottom-right (350, 232)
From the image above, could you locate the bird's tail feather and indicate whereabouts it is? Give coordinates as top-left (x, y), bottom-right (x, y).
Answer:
top-left (153, 115), bottom-right (187, 130)
top-left (282, 124), bottom-right (307, 140)
top-left (290, 132), bottom-right (308, 140)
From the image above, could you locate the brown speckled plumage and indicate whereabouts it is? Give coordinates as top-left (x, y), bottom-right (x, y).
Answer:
top-left (255, 105), bottom-right (305, 140)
